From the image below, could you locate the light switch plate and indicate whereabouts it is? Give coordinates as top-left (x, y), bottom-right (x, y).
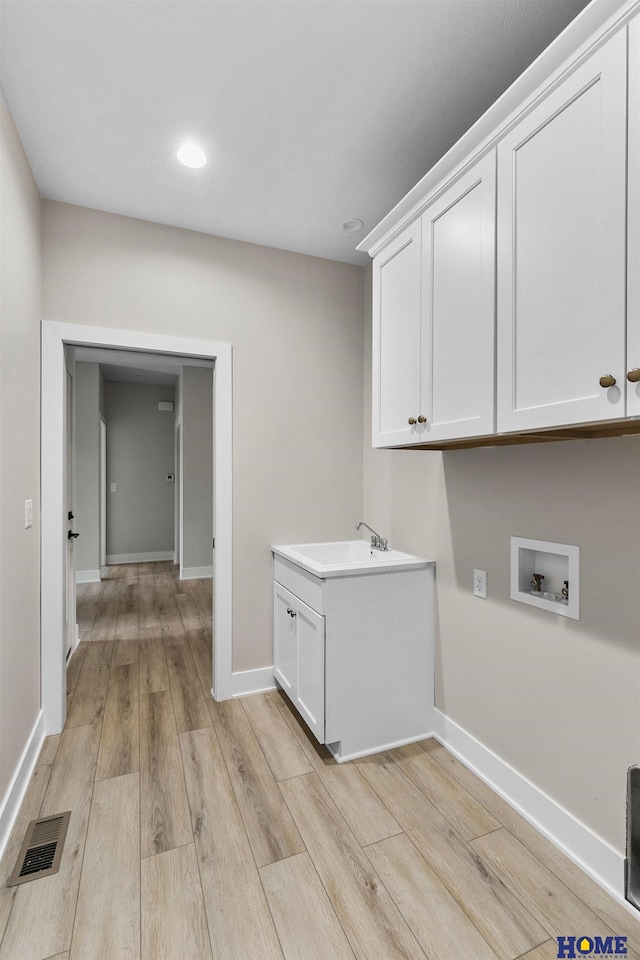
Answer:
top-left (24, 499), bottom-right (33, 529)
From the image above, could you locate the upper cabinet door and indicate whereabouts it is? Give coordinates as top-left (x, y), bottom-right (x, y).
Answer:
top-left (419, 152), bottom-right (496, 442)
top-left (372, 220), bottom-right (423, 447)
top-left (628, 15), bottom-right (640, 417)
top-left (497, 29), bottom-right (627, 432)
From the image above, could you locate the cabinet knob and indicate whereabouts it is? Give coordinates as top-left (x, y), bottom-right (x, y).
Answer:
top-left (599, 374), bottom-right (616, 388)
top-left (627, 369), bottom-right (640, 383)
top-left (417, 415), bottom-right (427, 424)
top-left (408, 417), bottom-right (417, 425)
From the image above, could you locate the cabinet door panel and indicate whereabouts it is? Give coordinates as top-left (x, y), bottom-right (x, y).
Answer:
top-left (296, 602), bottom-right (325, 743)
top-left (421, 152), bottom-right (496, 440)
top-left (497, 29), bottom-right (627, 431)
top-left (372, 220), bottom-right (422, 446)
top-left (628, 15), bottom-right (640, 417)
top-left (273, 583), bottom-right (297, 697)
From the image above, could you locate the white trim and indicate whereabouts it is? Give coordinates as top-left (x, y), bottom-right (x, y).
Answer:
top-left (41, 320), bottom-right (234, 736)
top-left (181, 565), bottom-right (213, 580)
top-left (431, 708), bottom-right (627, 903)
top-left (76, 569), bottom-right (101, 583)
top-left (0, 711), bottom-right (45, 861)
top-left (231, 667), bottom-right (277, 698)
top-left (327, 732), bottom-right (433, 765)
top-left (106, 551), bottom-right (174, 565)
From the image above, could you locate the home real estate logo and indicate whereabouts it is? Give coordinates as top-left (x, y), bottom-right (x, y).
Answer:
top-left (556, 936), bottom-right (627, 958)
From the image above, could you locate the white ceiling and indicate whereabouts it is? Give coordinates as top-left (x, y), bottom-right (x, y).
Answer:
top-left (0, 0), bottom-right (593, 264)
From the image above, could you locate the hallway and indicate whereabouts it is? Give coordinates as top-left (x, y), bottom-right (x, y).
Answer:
top-left (0, 564), bottom-right (637, 960)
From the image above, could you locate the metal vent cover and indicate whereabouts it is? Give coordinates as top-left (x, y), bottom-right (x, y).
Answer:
top-left (8, 811), bottom-right (71, 886)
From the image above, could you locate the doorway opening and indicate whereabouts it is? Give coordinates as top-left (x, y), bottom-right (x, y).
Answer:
top-left (41, 320), bottom-right (232, 735)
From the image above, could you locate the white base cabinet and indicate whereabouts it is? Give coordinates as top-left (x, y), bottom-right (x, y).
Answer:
top-left (273, 554), bottom-right (435, 762)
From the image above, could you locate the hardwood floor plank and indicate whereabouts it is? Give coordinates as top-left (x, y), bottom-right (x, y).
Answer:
top-left (37, 734), bottom-right (61, 767)
top-left (138, 587), bottom-right (160, 629)
top-left (272, 690), bottom-right (402, 846)
top-left (65, 642), bottom-right (87, 701)
top-left (179, 727), bottom-right (283, 960)
top-left (114, 611), bottom-right (139, 642)
top-left (0, 724), bottom-right (101, 960)
top-left (364, 832), bottom-right (498, 960)
top-left (241, 692), bottom-right (313, 781)
top-left (44, 953), bottom-right (70, 960)
top-left (186, 628), bottom-right (212, 691)
top-left (260, 851), bottom-right (355, 960)
top-left (139, 689), bottom-right (193, 858)
top-left (356, 752), bottom-right (546, 960)
top-left (165, 643), bottom-right (212, 734)
top-left (470, 829), bottom-right (632, 951)
top-left (65, 641), bottom-right (113, 727)
top-left (141, 843), bottom-right (212, 960)
top-left (113, 637), bottom-right (139, 666)
top-left (209, 698), bottom-right (305, 867)
top-left (0, 764), bottom-right (52, 947)
top-left (392, 742), bottom-right (500, 840)
top-left (280, 772), bottom-right (426, 960)
top-left (519, 942), bottom-right (569, 960)
top-left (139, 630), bottom-right (169, 694)
top-left (176, 592), bottom-right (208, 632)
top-left (159, 598), bottom-right (186, 642)
top-left (70, 772), bottom-right (140, 960)
top-left (422, 740), bottom-right (640, 953)
top-left (89, 600), bottom-right (119, 642)
top-left (96, 663), bottom-right (140, 781)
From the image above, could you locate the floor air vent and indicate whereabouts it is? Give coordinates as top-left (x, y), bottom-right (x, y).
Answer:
top-left (626, 766), bottom-right (640, 911)
top-left (8, 811), bottom-right (71, 886)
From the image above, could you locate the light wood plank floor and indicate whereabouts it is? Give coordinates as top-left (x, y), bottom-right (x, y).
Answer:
top-left (0, 562), bottom-right (638, 960)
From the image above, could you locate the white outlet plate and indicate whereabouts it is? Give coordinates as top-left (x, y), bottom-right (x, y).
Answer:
top-left (474, 569), bottom-right (487, 598)
top-left (24, 499), bottom-right (33, 529)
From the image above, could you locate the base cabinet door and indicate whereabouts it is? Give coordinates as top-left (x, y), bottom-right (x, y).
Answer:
top-left (273, 583), bottom-right (298, 697)
top-left (273, 582), bottom-right (325, 743)
top-left (497, 28), bottom-right (627, 432)
top-left (295, 602), bottom-right (325, 742)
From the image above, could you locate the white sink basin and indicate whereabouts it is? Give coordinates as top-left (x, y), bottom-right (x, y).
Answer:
top-left (271, 539), bottom-right (431, 578)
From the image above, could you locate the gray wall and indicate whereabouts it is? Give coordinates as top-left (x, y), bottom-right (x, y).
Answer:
top-left (181, 365), bottom-right (214, 573)
top-left (0, 97), bottom-right (42, 809)
top-left (362, 263), bottom-right (640, 856)
top-left (74, 361), bottom-right (101, 577)
top-left (104, 382), bottom-right (176, 560)
top-left (42, 200), bottom-right (365, 672)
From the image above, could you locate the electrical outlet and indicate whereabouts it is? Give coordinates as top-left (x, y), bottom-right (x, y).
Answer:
top-left (474, 569), bottom-right (487, 598)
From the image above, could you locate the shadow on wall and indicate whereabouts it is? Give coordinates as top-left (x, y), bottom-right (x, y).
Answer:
top-left (441, 435), bottom-right (640, 653)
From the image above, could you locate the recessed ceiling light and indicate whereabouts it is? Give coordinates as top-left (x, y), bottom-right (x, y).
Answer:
top-left (343, 219), bottom-right (364, 233)
top-left (177, 143), bottom-right (207, 168)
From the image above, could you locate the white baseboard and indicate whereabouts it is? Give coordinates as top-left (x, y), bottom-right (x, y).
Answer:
top-left (181, 565), bottom-right (213, 580)
top-left (430, 708), bottom-right (627, 904)
top-left (76, 569), bottom-right (101, 583)
top-left (0, 710), bottom-right (45, 862)
top-left (106, 551), bottom-right (174, 565)
top-left (100, 565), bottom-right (109, 579)
top-left (231, 666), bottom-right (277, 698)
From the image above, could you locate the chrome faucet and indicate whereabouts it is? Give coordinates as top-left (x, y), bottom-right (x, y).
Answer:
top-left (355, 521), bottom-right (388, 551)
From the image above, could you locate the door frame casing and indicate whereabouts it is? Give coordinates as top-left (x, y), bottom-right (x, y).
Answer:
top-left (41, 320), bottom-right (233, 732)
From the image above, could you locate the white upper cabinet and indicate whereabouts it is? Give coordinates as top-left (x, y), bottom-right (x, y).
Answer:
top-left (628, 15), bottom-right (640, 417)
top-left (372, 153), bottom-right (496, 447)
top-left (372, 220), bottom-right (423, 446)
top-left (419, 152), bottom-right (496, 442)
top-left (497, 29), bottom-right (627, 432)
